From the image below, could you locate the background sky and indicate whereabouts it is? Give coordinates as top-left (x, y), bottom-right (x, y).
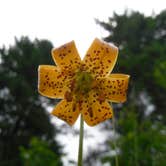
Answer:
top-left (0, 0), bottom-right (165, 165)
top-left (0, 0), bottom-right (166, 56)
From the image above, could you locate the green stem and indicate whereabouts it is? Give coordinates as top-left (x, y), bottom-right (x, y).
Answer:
top-left (77, 114), bottom-right (84, 166)
top-left (134, 120), bottom-right (139, 166)
top-left (112, 113), bottom-right (119, 166)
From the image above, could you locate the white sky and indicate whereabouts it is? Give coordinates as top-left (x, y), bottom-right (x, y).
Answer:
top-left (0, 0), bottom-right (166, 56)
top-left (0, 0), bottom-right (165, 165)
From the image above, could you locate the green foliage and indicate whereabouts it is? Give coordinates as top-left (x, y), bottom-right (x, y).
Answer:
top-left (154, 59), bottom-right (166, 89)
top-left (20, 137), bottom-right (63, 166)
top-left (102, 109), bottom-right (166, 166)
top-left (0, 37), bottom-right (63, 165)
top-left (97, 9), bottom-right (166, 115)
top-left (96, 9), bottom-right (166, 166)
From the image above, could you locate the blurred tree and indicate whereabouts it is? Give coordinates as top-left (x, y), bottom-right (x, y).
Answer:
top-left (0, 37), bottom-right (63, 165)
top-left (101, 108), bottom-right (166, 166)
top-left (20, 137), bottom-right (62, 166)
top-left (97, 10), bottom-right (166, 117)
top-left (87, 10), bottom-right (166, 166)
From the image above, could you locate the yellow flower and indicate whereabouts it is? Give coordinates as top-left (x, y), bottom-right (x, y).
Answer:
top-left (38, 38), bottom-right (130, 126)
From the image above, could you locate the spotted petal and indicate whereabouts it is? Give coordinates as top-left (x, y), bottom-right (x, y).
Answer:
top-left (98, 74), bottom-right (130, 103)
top-left (52, 41), bottom-right (81, 72)
top-left (51, 99), bottom-right (80, 126)
top-left (80, 91), bottom-right (113, 126)
top-left (83, 38), bottom-right (118, 77)
top-left (38, 65), bottom-right (72, 99)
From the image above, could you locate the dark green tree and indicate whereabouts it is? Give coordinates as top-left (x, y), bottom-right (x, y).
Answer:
top-left (92, 10), bottom-right (166, 166)
top-left (102, 107), bottom-right (166, 166)
top-left (97, 10), bottom-right (166, 117)
top-left (0, 37), bottom-right (63, 165)
top-left (20, 137), bottom-right (62, 166)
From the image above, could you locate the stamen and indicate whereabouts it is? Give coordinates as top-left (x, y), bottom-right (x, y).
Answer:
top-left (87, 107), bottom-right (93, 118)
top-left (70, 79), bottom-right (76, 91)
top-left (72, 103), bottom-right (77, 112)
top-left (74, 71), bottom-right (94, 95)
top-left (64, 91), bottom-right (73, 102)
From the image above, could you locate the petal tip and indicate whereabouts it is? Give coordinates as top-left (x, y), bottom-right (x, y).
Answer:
top-left (51, 111), bottom-right (75, 126)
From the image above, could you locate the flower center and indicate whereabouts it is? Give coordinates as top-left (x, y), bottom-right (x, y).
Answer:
top-left (75, 71), bottom-right (93, 95)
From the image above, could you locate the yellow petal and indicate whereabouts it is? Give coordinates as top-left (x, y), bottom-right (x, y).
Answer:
top-left (80, 91), bottom-right (113, 126)
top-left (52, 41), bottom-right (81, 72)
top-left (83, 38), bottom-right (118, 77)
top-left (51, 99), bottom-right (80, 126)
top-left (38, 65), bottom-right (72, 99)
top-left (98, 74), bottom-right (130, 103)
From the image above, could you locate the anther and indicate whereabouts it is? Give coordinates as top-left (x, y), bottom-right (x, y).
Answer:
top-left (87, 107), bottom-right (93, 118)
top-left (64, 91), bottom-right (73, 102)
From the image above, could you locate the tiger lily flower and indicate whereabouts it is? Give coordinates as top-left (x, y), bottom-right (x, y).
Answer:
top-left (38, 38), bottom-right (130, 126)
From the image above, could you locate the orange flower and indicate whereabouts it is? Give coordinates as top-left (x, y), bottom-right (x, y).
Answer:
top-left (38, 38), bottom-right (130, 126)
